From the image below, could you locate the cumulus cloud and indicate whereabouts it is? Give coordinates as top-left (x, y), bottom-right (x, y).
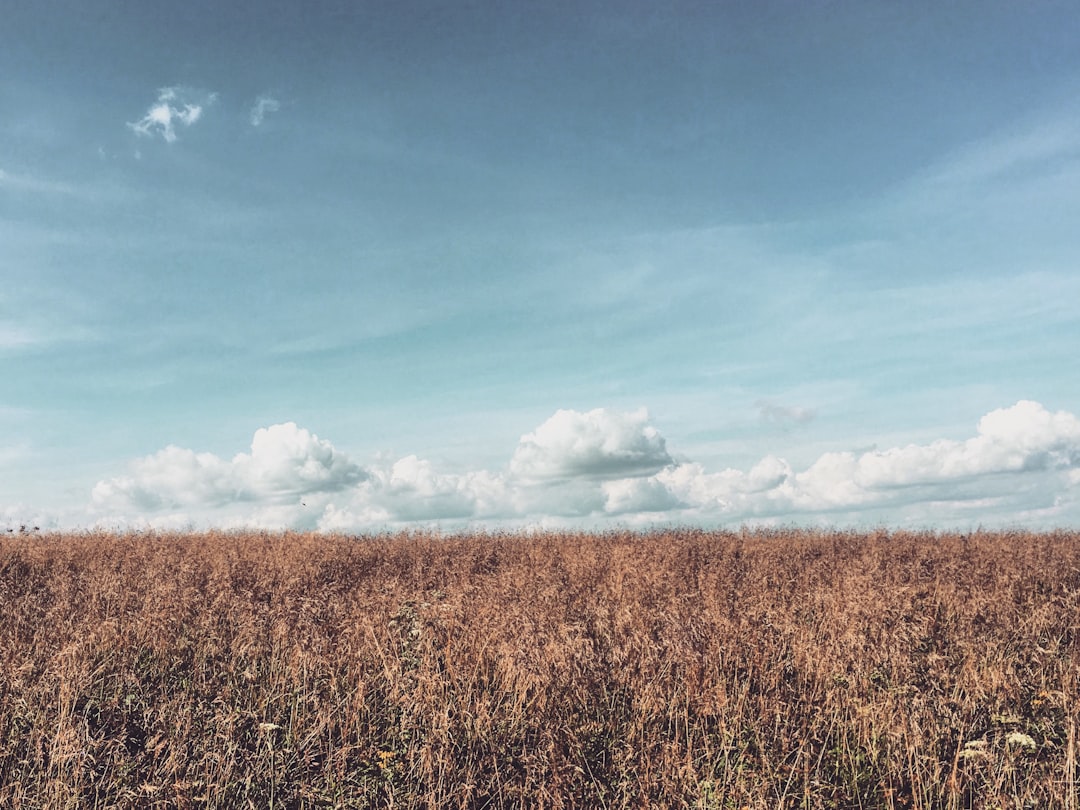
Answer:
top-left (370, 455), bottom-right (507, 522)
top-left (92, 423), bottom-right (365, 511)
top-left (844, 400), bottom-right (1079, 489)
top-left (650, 400), bottom-right (1080, 521)
top-left (602, 476), bottom-right (682, 515)
top-left (242, 423), bottom-right (365, 496)
top-left (250, 95), bottom-right (281, 126)
top-left (509, 407), bottom-right (673, 481)
top-left (128, 86), bottom-right (217, 143)
top-left (92, 446), bottom-right (234, 511)
top-left (508, 478), bottom-right (607, 520)
top-left (84, 401), bottom-right (1080, 531)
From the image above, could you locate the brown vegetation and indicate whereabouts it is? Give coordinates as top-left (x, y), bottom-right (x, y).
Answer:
top-left (1, 528), bottom-right (1078, 808)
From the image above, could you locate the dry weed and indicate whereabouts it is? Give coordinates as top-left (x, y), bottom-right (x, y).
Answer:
top-left (1, 528), bottom-right (1077, 808)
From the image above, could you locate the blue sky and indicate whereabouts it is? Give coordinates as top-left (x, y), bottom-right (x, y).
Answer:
top-left (3, 1), bottom-right (1080, 532)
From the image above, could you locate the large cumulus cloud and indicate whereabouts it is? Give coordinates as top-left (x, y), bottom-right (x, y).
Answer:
top-left (509, 407), bottom-right (673, 481)
top-left (92, 422), bottom-right (366, 511)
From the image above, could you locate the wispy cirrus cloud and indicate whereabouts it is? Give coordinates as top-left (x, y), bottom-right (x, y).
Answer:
top-left (918, 110), bottom-right (1080, 191)
top-left (0, 323), bottom-right (37, 350)
top-left (249, 94), bottom-right (281, 127)
top-left (128, 86), bottom-right (217, 143)
top-left (874, 97), bottom-right (1080, 243)
top-left (0, 166), bottom-right (77, 195)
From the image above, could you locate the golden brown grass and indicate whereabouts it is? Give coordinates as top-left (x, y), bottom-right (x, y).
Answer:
top-left (1, 528), bottom-right (1078, 808)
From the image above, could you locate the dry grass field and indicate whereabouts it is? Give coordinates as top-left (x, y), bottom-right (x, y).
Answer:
top-left (1, 528), bottom-right (1077, 808)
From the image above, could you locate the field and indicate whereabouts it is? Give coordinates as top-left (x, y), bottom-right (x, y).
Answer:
top-left (1, 528), bottom-right (1078, 808)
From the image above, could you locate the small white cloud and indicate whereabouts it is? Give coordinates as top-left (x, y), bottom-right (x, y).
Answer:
top-left (756, 400), bottom-right (815, 429)
top-left (509, 407), bottom-right (673, 481)
top-left (250, 95), bottom-right (281, 127)
top-left (128, 86), bottom-right (217, 143)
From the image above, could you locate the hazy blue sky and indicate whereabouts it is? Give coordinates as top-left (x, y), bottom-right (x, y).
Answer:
top-left (3, 1), bottom-right (1080, 531)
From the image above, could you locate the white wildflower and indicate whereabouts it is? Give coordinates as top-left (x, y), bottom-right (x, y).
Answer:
top-left (1005, 731), bottom-right (1037, 752)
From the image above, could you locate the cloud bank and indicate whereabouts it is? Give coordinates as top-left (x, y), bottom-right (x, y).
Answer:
top-left (128, 87), bottom-right (217, 143)
top-left (79, 401), bottom-right (1080, 532)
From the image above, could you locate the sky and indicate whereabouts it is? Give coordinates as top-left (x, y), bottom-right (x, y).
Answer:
top-left (3, 1), bottom-right (1080, 533)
